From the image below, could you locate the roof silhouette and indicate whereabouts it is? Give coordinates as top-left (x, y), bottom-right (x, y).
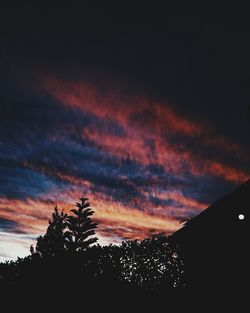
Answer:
top-left (168, 179), bottom-right (250, 290)
top-left (170, 179), bottom-right (249, 242)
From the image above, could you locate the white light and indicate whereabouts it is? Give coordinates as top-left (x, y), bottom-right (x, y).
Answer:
top-left (238, 214), bottom-right (245, 220)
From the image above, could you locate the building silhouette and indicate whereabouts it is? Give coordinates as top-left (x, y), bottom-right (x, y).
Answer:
top-left (169, 179), bottom-right (249, 291)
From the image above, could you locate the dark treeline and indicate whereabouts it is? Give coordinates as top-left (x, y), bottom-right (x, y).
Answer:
top-left (0, 198), bottom-right (185, 303)
top-left (0, 195), bottom-right (247, 309)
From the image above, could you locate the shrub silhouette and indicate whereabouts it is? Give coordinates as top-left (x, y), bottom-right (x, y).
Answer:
top-left (32, 207), bottom-right (67, 257)
top-left (119, 234), bottom-right (184, 290)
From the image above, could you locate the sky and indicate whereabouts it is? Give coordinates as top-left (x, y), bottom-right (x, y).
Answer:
top-left (0, 2), bottom-right (250, 261)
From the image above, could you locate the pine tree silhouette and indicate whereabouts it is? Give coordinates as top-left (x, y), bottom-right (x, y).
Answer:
top-left (64, 197), bottom-right (98, 252)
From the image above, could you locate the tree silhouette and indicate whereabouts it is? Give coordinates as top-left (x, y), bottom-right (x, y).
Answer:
top-left (33, 207), bottom-right (67, 257)
top-left (64, 197), bottom-right (98, 252)
top-left (31, 198), bottom-right (98, 256)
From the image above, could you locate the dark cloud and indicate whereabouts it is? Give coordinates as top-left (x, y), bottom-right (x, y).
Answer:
top-left (167, 133), bottom-right (250, 173)
top-left (0, 218), bottom-right (18, 232)
top-left (0, 165), bottom-right (64, 200)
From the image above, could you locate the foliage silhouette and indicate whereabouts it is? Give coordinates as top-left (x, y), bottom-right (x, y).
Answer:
top-left (120, 234), bottom-right (184, 290)
top-left (0, 197), bottom-right (185, 304)
top-left (32, 207), bottom-right (67, 257)
top-left (31, 198), bottom-right (98, 257)
top-left (64, 197), bottom-right (98, 252)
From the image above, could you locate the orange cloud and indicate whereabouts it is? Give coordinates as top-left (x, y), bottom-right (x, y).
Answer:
top-left (39, 75), bottom-right (249, 183)
top-left (0, 192), bottom-right (182, 249)
top-left (204, 161), bottom-right (248, 183)
top-left (41, 76), bottom-right (203, 137)
top-left (152, 190), bottom-right (207, 211)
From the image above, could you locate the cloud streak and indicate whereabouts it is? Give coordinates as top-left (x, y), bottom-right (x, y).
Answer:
top-left (42, 75), bottom-right (249, 182)
top-left (0, 73), bottom-right (249, 260)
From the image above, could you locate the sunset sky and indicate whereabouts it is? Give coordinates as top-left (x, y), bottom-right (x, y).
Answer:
top-left (0, 2), bottom-right (250, 261)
